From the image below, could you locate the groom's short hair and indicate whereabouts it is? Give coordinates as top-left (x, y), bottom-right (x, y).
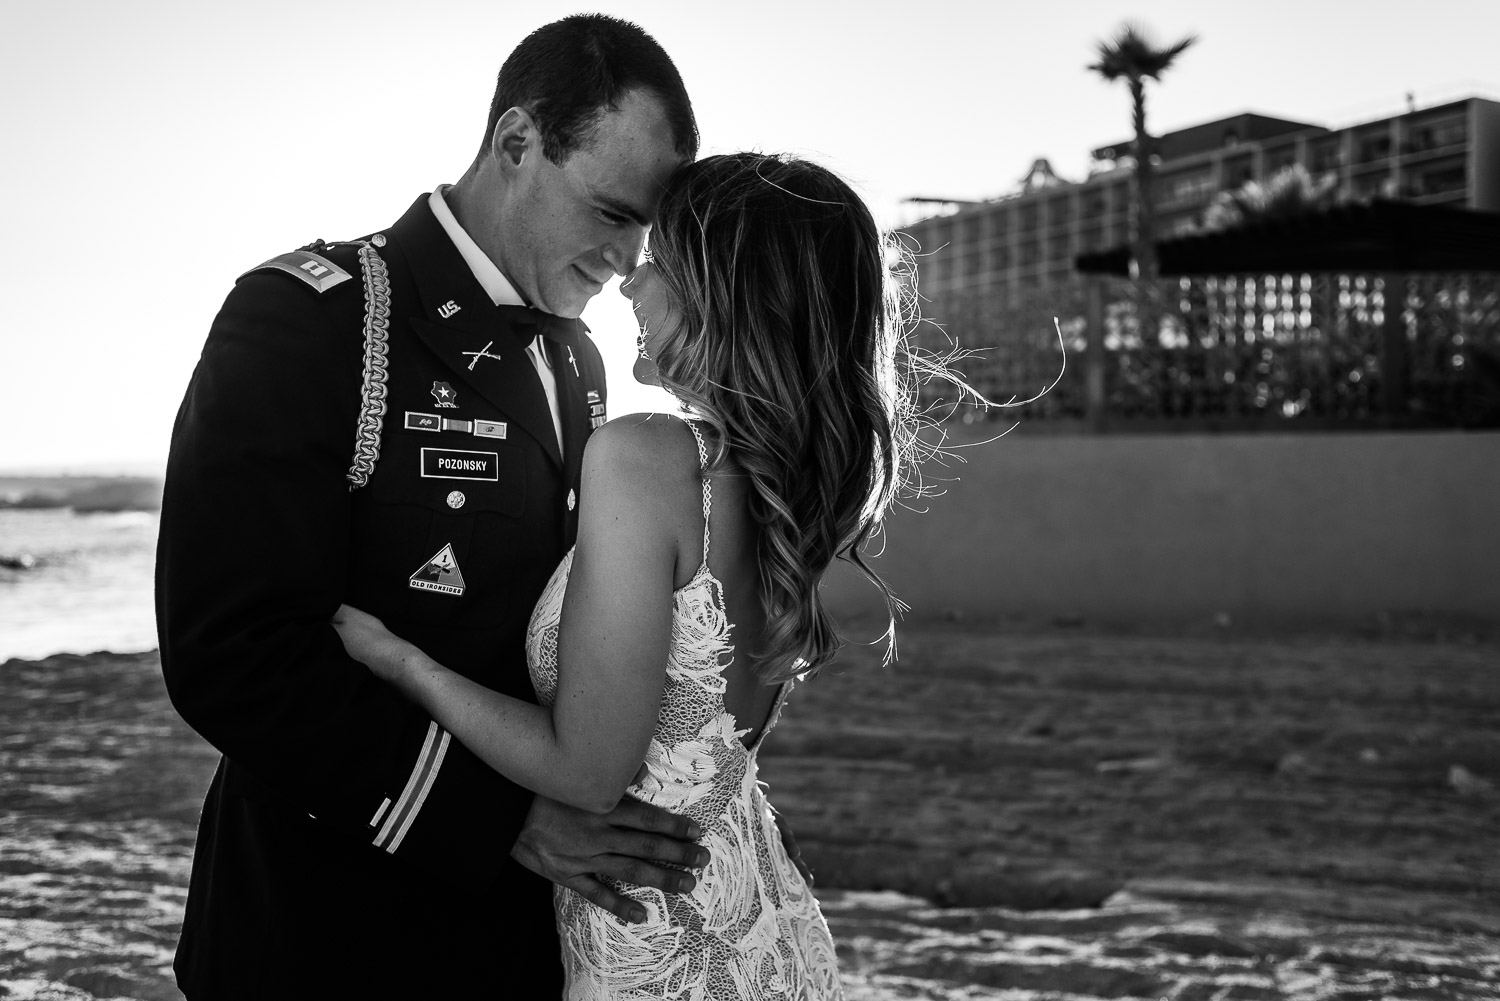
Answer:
top-left (483, 13), bottom-right (698, 165)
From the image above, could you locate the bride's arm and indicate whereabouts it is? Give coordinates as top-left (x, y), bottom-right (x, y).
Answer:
top-left (334, 418), bottom-right (681, 813)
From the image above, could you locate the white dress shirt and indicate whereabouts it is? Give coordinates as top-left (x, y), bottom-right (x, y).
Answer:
top-left (428, 185), bottom-right (564, 458)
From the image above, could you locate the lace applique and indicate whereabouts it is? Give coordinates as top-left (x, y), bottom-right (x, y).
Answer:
top-left (524, 418), bottom-right (841, 1000)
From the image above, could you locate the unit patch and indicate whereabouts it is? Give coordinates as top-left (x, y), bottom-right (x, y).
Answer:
top-left (431, 382), bottom-right (459, 408)
top-left (420, 448), bottom-right (499, 481)
top-left (409, 543), bottom-right (465, 596)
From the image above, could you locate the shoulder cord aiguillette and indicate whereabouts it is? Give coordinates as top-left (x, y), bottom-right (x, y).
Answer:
top-left (346, 240), bottom-right (391, 490)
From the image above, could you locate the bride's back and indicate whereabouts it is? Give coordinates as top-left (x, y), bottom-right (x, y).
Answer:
top-left (650, 415), bottom-right (778, 745)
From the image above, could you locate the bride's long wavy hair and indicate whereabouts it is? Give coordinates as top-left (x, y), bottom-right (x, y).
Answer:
top-left (646, 152), bottom-right (926, 684)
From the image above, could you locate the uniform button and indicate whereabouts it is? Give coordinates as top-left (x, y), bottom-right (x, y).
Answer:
top-left (371, 233), bottom-right (387, 247)
top-left (566, 489), bottom-right (577, 511)
top-left (446, 490), bottom-right (466, 509)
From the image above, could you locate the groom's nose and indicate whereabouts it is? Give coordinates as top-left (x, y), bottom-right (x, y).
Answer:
top-left (619, 265), bottom-right (642, 297)
top-left (602, 226), bottom-right (648, 278)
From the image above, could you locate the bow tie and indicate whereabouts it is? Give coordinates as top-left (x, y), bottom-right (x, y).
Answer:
top-left (496, 304), bottom-right (583, 344)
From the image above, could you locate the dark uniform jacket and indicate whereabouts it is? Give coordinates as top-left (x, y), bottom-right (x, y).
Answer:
top-left (156, 193), bottom-right (609, 999)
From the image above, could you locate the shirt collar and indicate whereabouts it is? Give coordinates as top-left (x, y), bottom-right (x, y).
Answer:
top-left (428, 185), bottom-right (526, 307)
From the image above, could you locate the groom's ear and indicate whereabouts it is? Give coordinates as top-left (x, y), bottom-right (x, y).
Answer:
top-left (491, 107), bottom-right (534, 170)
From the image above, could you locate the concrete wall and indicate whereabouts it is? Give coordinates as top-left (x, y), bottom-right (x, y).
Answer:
top-left (823, 429), bottom-right (1500, 629)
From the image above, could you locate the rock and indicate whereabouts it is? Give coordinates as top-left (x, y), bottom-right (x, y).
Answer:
top-left (930, 867), bottom-right (1123, 910)
top-left (1141, 929), bottom-right (1261, 959)
top-left (1219, 985), bottom-right (1283, 1001)
top-left (1275, 752), bottom-right (1311, 778)
top-left (0, 553), bottom-right (37, 570)
top-left (1096, 754), bottom-right (1172, 774)
top-left (1448, 764), bottom-right (1493, 797)
top-left (63, 967), bottom-right (145, 997)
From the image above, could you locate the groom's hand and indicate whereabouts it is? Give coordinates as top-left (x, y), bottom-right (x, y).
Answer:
top-left (512, 794), bottom-right (710, 924)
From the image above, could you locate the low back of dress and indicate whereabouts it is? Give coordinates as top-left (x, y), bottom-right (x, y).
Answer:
top-left (526, 416), bottom-right (843, 1000)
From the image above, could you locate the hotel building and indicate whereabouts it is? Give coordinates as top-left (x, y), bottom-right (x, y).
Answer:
top-left (906, 96), bottom-right (1500, 301)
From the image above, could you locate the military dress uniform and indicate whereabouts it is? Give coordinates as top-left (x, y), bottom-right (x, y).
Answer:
top-left (156, 192), bottom-right (609, 998)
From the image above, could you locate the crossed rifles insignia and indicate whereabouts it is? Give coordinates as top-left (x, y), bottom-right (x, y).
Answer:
top-left (462, 341), bottom-right (504, 371)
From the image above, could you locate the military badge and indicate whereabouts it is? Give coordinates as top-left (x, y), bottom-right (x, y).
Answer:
top-left (409, 543), bottom-right (466, 596)
top-left (472, 420), bottom-right (507, 439)
top-left (431, 381), bottom-right (459, 408)
top-left (462, 339), bottom-right (503, 371)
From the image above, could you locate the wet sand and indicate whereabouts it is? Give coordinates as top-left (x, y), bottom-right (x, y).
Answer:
top-left (2, 629), bottom-right (1497, 999)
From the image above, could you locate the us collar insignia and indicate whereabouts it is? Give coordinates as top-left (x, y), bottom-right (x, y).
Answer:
top-left (431, 381), bottom-right (459, 408)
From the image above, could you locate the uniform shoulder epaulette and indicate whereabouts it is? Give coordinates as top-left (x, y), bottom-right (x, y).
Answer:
top-left (238, 248), bottom-right (353, 293)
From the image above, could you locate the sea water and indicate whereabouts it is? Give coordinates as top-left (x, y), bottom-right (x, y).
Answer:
top-left (0, 509), bottom-right (160, 661)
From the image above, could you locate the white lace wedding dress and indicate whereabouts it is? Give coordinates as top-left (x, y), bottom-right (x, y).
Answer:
top-left (526, 420), bottom-right (843, 1000)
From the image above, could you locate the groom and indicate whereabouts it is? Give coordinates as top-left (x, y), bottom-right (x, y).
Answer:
top-left (157, 15), bottom-right (703, 998)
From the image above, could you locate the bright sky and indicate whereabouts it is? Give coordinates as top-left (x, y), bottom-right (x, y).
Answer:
top-left (3, 0), bottom-right (1498, 472)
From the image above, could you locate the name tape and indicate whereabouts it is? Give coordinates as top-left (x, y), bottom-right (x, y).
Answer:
top-left (420, 448), bottom-right (500, 481)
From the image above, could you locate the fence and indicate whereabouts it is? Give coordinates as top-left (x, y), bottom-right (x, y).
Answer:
top-left (920, 272), bottom-right (1500, 430)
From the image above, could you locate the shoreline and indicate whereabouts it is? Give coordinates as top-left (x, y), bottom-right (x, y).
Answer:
top-left (8, 604), bottom-right (1499, 667)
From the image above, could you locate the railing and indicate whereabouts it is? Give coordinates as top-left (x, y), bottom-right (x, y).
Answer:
top-left (917, 272), bottom-right (1500, 430)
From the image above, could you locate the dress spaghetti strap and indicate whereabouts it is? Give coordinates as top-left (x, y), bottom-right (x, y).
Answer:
top-left (684, 419), bottom-right (713, 569)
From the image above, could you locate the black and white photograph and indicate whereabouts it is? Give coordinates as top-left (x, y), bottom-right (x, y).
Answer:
top-left (2, 1), bottom-right (1498, 998)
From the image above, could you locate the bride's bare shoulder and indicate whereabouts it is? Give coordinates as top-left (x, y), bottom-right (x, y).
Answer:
top-left (580, 413), bottom-right (701, 491)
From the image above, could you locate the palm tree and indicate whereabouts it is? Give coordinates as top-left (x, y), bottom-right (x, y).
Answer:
top-left (1089, 22), bottom-right (1198, 280)
top-left (1201, 164), bottom-right (1342, 232)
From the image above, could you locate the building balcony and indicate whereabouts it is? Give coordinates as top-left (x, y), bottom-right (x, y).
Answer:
top-left (1396, 141), bottom-right (1469, 164)
top-left (1409, 190), bottom-right (1469, 207)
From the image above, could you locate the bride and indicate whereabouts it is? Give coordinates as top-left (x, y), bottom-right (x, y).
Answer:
top-left (333, 152), bottom-right (929, 999)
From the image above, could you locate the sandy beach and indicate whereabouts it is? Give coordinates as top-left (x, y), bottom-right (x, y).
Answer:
top-left (2, 626), bottom-right (1497, 999)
